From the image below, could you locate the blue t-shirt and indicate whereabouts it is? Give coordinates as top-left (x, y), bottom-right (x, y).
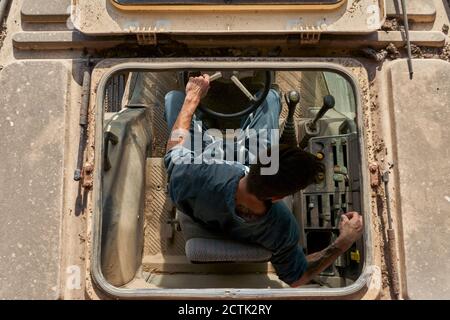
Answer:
top-left (164, 146), bottom-right (308, 285)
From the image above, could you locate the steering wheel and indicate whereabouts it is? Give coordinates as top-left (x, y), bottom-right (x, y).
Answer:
top-left (184, 70), bottom-right (273, 119)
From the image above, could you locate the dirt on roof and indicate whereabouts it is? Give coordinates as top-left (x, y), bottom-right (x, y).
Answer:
top-left (0, 23), bottom-right (6, 51)
top-left (381, 18), bottom-right (401, 32)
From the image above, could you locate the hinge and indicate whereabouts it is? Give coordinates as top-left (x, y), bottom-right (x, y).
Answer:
top-left (287, 22), bottom-right (322, 45)
top-left (298, 26), bottom-right (321, 45)
top-left (299, 31), bottom-right (321, 45)
top-left (136, 28), bottom-right (157, 45)
top-left (137, 32), bottom-right (157, 46)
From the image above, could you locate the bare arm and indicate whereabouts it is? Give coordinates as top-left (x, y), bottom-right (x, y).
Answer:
top-left (166, 74), bottom-right (210, 152)
top-left (290, 212), bottom-right (363, 287)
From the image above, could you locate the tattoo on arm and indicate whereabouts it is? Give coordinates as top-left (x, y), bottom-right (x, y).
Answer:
top-left (290, 242), bottom-right (344, 287)
top-left (305, 243), bottom-right (342, 275)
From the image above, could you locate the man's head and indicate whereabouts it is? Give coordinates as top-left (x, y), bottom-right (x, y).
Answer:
top-left (247, 144), bottom-right (325, 202)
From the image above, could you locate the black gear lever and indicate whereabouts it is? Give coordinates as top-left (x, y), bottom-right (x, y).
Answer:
top-left (309, 95), bottom-right (335, 131)
top-left (299, 94), bottom-right (336, 149)
top-left (280, 90), bottom-right (300, 146)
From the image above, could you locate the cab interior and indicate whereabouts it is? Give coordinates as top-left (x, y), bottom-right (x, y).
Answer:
top-left (94, 64), bottom-right (367, 296)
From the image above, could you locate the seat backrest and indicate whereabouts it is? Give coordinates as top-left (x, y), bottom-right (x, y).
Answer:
top-left (177, 210), bottom-right (272, 263)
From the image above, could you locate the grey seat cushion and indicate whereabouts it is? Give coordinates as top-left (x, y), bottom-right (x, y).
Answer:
top-left (177, 210), bottom-right (272, 263)
top-left (186, 238), bottom-right (272, 263)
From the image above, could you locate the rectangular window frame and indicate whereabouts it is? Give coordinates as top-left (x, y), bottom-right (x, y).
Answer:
top-left (89, 59), bottom-right (376, 299)
top-left (110, 0), bottom-right (346, 11)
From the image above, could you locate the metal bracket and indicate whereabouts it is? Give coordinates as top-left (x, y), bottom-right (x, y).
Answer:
top-left (369, 162), bottom-right (380, 188)
top-left (287, 21), bottom-right (322, 45)
top-left (300, 31), bottom-right (321, 45)
top-left (82, 162), bottom-right (94, 189)
top-left (136, 29), bottom-right (157, 45)
top-left (297, 26), bottom-right (321, 45)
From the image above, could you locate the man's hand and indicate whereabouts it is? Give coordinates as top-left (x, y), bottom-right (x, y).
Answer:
top-left (185, 74), bottom-right (210, 102)
top-left (335, 212), bottom-right (364, 252)
top-left (290, 211), bottom-right (363, 287)
top-left (165, 74), bottom-right (210, 152)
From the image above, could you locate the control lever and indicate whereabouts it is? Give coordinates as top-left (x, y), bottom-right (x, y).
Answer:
top-left (209, 72), bottom-right (222, 82)
top-left (299, 95), bottom-right (335, 149)
top-left (280, 90), bottom-right (300, 146)
top-left (309, 95), bottom-right (335, 131)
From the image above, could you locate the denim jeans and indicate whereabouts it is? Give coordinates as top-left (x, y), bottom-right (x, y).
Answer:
top-left (164, 89), bottom-right (281, 133)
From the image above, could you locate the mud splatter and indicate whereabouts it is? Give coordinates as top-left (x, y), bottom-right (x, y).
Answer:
top-left (347, 0), bottom-right (362, 14)
top-left (440, 44), bottom-right (450, 62)
top-left (0, 22), bottom-right (6, 50)
top-left (410, 44), bottom-right (423, 59)
top-left (386, 43), bottom-right (401, 60)
top-left (361, 47), bottom-right (388, 62)
top-left (443, 24), bottom-right (449, 35)
top-left (382, 18), bottom-right (401, 32)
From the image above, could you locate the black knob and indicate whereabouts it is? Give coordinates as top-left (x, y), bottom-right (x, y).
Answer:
top-left (281, 90), bottom-right (301, 147)
top-left (311, 94), bottom-right (335, 128)
top-left (323, 94), bottom-right (335, 110)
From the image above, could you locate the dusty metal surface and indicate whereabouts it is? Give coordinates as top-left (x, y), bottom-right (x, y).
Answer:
top-left (385, 0), bottom-right (436, 22)
top-left (21, 0), bottom-right (70, 22)
top-left (387, 59), bottom-right (450, 299)
top-left (73, 0), bottom-right (384, 35)
top-left (0, 61), bottom-right (69, 299)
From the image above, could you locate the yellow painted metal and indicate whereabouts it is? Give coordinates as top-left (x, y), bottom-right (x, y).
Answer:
top-left (350, 250), bottom-right (361, 264)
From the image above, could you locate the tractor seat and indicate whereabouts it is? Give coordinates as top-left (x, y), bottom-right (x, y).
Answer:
top-left (177, 210), bottom-right (272, 263)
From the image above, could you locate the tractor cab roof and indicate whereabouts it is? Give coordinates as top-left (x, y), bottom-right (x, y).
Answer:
top-left (72, 0), bottom-right (385, 37)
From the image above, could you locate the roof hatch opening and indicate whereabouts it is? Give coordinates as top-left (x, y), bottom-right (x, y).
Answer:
top-left (89, 60), bottom-right (375, 299)
top-left (111, 0), bottom-right (345, 9)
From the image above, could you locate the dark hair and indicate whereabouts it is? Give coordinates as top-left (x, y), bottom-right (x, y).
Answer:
top-left (247, 144), bottom-right (325, 200)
